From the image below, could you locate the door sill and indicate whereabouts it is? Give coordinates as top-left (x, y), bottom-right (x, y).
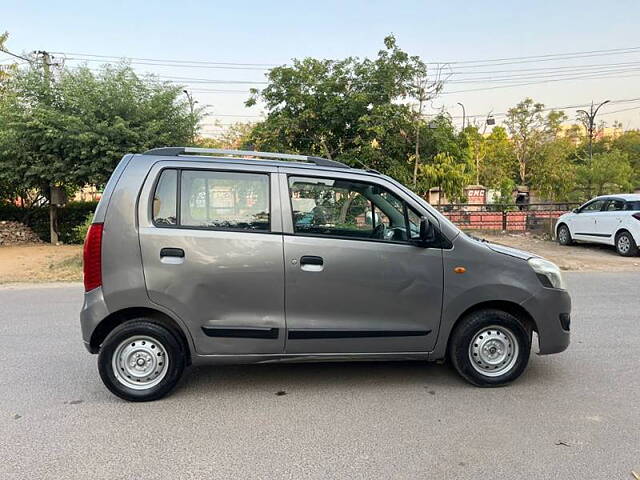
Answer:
top-left (191, 351), bottom-right (431, 365)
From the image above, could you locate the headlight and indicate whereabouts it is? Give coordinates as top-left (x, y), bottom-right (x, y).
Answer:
top-left (528, 257), bottom-right (566, 290)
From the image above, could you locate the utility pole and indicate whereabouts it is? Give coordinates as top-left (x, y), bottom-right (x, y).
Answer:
top-left (183, 90), bottom-right (197, 144)
top-left (412, 77), bottom-right (430, 188)
top-left (577, 100), bottom-right (610, 162)
top-left (457, 102), bottom-right (466, 130)
top-left (36, 50), bottom-right (61, 244)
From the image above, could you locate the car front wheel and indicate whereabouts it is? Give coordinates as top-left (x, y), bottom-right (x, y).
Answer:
top-left (557, 224), bottom-right (573, 246)
top-left (449, 309), bottom-right (531, 387)
top-left (615, 231), bottom-right (639, 257)
top-left (98, 320), bottom-right (186, 402)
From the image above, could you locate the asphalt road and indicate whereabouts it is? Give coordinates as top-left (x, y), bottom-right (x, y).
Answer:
top-left (1, 273), bottom-right (639, 480)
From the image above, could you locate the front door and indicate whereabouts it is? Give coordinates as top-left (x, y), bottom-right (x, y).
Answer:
top-left (572, 199), bottom-right (606, 241)
top-left (280, 172), bottom-right (444, 354)
top-left (138, 163), bottom-right (285, 355)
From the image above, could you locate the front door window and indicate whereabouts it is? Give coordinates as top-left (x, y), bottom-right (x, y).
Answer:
top-left (288, 176), bottom-right (419, 243)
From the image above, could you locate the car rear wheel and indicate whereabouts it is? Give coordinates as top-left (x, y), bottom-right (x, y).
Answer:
top-left (615, 231), bottom-right (638, 257)
top-left (98, 320), bottom-right (186, 402)
top-left (449, 309), bottom-right (531, 387)
top-left (557, 224), bottom-right (573, 246)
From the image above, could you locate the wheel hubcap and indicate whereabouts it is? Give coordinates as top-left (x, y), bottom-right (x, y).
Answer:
top-left (469, 326), bottom-right (519, 377)
top-left (618, 236), bottom-right (630, 253)
top-left (112, 335), bottom-right (169, 390)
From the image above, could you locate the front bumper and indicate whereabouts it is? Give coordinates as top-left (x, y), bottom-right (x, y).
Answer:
top-left (521, 288), bottom-right (571, 355)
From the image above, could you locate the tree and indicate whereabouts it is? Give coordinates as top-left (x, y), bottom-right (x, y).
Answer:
top-left (611, 130), bottom-right (640, 187)
top-left (576, 150), bottom-right (633, 197)
top-left (505, 98), bottom-right (571, 191)
top-left (410, 73), bottom-right (443, 186)
top-left (0, 32), bottom-right (19, 93)
top-left (464, 126), bottom-right (487, 186)
top-left (419, 152), bottom-right (471, 204)
top-left (217, 122), bottom-right (255, 149)
top-left (505, 98), bottom-right (544, 185)
top-left (0, 63), bottom-right (200, 239)
top-left (482, 127), bottom-right (516, 188)
top-left (529, 137), bottom-right (576, 201)
top-left (245, 35), bottom-right (442, 181)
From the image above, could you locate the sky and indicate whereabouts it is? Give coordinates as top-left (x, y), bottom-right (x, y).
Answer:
top-left (3, 0), bottom-right (640, 135)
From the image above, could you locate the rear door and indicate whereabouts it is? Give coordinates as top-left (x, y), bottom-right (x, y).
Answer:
top-left (138, 161), bottom-right (285, 355)
top-left (279, 170), bottom-right (444, 354)
top-left (597, 199), bottom-right (625, 244)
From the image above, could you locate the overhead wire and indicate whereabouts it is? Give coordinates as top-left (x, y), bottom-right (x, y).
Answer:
top-left (15, 46), bottom-right (640, 129)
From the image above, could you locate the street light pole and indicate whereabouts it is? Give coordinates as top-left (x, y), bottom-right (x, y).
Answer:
top-left (576, 100), bottom-right (610, 161)
top-left (457, 102), bottom-right (466, 130)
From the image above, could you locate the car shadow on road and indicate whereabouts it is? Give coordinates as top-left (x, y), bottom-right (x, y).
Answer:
top-left (568, 242), bottom-right (621, 256)
top-left (169, 355), bottom-right (563, 400)
top-left (177, 360), bottom-right (461, 395)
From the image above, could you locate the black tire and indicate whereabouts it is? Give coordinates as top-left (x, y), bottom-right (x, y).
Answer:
top-left (557, 224), bottom-right (573, 246)
top-left (615, 230), bottom-right (639, 257)
top-left (98, 319), bottom-right (186, 402)
top-left (449, 309), bottom-right (531, 387)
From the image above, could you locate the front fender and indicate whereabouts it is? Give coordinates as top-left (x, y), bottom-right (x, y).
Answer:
top-left (430, 283), bottom-right (534, 361)
top-left (429, 235), bottom-right (540, 360)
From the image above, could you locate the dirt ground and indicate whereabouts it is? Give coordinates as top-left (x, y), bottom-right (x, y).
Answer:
top-left (0, 244), bottom-right (83, 284)
top-left (0, 234), bottom-right (637, 284)
top-left (479, 232), bottom-right (640, 272)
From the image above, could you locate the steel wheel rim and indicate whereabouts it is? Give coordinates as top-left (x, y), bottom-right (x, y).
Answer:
top-left (618, 235), bottom-right (630, 253)
top-left (112, 335), bottom-right (169, 390)
top-left (469, 325), bottom-right (519, 377)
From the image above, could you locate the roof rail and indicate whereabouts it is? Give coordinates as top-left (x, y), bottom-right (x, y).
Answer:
top-left (142, 147), bottom-right (350, 169)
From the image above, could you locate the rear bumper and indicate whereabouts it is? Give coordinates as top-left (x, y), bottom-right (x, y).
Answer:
top-left (521, 288), bottom-right (571, 355)
top-left (80, 287), bottom-right (109, 354)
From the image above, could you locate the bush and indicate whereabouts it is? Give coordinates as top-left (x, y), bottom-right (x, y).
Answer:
top-left (0, 201), bottom-right (98, 243)
top-left (70, 212), bottom-right (94, 244)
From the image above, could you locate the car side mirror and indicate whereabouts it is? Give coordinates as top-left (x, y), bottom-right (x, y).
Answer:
top-left (416, 217), bottom-right (436, 246)
top-left (572, 208), bottom-right (580, 214)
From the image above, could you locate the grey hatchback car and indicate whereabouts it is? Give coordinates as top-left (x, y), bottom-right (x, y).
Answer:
top-left (81, 148), bottom-right (571, 401)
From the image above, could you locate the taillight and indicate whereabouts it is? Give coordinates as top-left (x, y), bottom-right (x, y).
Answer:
top-left (633, 213), bottom-right (640, 222)
top-left (83, 223), bottom-right (103, 292)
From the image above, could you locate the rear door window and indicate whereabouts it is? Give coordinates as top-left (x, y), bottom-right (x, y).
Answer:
top-left (151, 169), bottom-right (270, 231)
top-left (152, 169), bottom-right (177, 226)
top-left (604, 200), bottom-right (625, 211)
top-left (180, 170), bottom-right (270, 231)
top-left (625, 201), bottom-right (640, 211)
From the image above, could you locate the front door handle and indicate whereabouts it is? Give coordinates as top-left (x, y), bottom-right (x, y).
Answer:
top-left (160, 247), bottom-right (185, 258)
top-left (300, 255), bottom-right (323, 266)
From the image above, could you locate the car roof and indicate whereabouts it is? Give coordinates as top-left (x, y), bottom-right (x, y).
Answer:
top-left (139, 154), bottom-right (379, 178)
top-left (137, 147), bottom-right (377, 177)
top-left (594, 193), bottom-right (640, 201)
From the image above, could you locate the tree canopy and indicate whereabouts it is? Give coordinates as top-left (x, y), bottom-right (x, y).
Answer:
top-left (1, 33), bottom-right (638, 212)
top-left (0, 64), bottom-right (199, 200)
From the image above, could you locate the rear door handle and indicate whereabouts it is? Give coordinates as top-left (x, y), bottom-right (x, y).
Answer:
top-left (300, 255), bottom-right (323, 266)
top-left (299, 255), bottom-right (324, 272)
top-left (160, 247), bottom-right (185, 258)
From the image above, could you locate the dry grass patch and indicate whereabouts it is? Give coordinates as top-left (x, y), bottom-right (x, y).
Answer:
top-left (0, 244), bottom-right (83, 284)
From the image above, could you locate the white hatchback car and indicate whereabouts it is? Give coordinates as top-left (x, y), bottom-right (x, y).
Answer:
top-left (556, 194), bottom-right (640, 256)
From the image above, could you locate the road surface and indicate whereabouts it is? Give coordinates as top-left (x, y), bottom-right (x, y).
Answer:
top-left (1, 273), bottom-right (639, 479)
